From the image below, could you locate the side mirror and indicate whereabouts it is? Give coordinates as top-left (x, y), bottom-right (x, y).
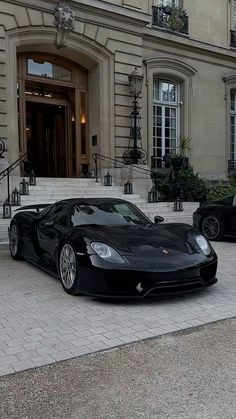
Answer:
top-left (154, 215), bottom-right (164, 224)
top-left (42, 220), bottom-right (55, 227)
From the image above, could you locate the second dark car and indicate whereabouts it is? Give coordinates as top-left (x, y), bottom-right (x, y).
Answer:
top-left (193, 194), bottom-right (236, 241)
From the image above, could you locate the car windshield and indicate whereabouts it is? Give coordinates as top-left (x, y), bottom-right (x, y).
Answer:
top-left (212, 195), bottom-right (234, 206)
top-left (70, 202), bottom-right (150, 226)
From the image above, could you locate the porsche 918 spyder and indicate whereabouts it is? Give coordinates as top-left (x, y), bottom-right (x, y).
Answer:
top-left (9, 198), bottom-right (218, 297)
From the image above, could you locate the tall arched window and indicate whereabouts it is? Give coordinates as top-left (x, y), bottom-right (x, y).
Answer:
top-left (153, 78), bottom-right (180, 164)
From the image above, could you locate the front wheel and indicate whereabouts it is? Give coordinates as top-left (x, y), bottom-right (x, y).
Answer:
top-left (9, 222), bottom-right (23, 260)
top-left (59, 242), bottom-right (81, 295)
top-left (201, 215), bottom-right (224, 241)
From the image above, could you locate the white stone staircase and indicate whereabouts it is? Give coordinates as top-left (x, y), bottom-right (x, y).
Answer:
top-left (0, 177), bottom-right (199, 246)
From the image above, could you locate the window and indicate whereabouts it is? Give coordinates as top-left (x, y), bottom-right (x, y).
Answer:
top-left (230, 93), bottom-right (236, 161)
top-left (153, 79), bottom-right (179, 161)
top-left (232, 0), bottom-right (236, 30)
top-left (70, 202), bottom-right (148, 226)
top-left (43, 204), bottom-right (68, 227)
top-left (231, 1), bottom-right (236, 47)
top-left (27, 58), bottom-right (72, 81)
top-left (155, 0), bottom-right (179, 6)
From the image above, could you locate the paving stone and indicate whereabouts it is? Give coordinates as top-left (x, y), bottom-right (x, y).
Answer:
top-left (31, 355), bottom-right (55, 368)
top-left (50, 351), bottom-right (74, 362)
top-left (0, 240), bottom-right (236, 376)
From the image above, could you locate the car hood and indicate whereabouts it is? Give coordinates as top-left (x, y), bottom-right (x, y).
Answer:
top-left (73, 223), bottom-right (208, 258)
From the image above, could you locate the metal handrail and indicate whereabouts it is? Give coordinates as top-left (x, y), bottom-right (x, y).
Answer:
top-left (0, 152), bottom-right (28, 202)
top-left (92, 153), bottom-right (151, 182)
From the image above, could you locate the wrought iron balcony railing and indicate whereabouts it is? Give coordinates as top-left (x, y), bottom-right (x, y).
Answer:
top-left (152, 5), bottom-right (189, 35)
top-left (228, 160), bottom-right (236, 174)
top-left (230, 30), bottom-right (236, 48)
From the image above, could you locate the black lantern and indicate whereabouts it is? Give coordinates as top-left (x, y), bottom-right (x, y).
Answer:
top-left (11, 188), bottom-right (21, 206)
top-left (19, 178), bottom-right (29, 195)
top-left (123, 67), bottom-right (146, 165)
top-left (3, 199), bottom-right (11, 219)
top-left (104, 172), bottom-right (112, 186)
top-left (124, 180), bottom-right (133, 194)
top-left (148, 188), bottom-right (158, 203)
top-left (29, 170), bottom-right (36, 186)
top-left (128, 67), bottom-right (144, 97)
top-left (174, 197), bottom-right (183, 212)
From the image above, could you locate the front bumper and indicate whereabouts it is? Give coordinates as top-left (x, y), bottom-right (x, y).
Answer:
top-left (78, 254), bottom-right (218, 298)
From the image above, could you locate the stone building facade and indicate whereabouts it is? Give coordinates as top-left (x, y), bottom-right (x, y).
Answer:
top-left (1, 0), bottom-right (236, 193)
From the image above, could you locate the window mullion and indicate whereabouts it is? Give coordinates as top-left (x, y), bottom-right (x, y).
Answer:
top-left (162, 106), bottom-right (165, 157)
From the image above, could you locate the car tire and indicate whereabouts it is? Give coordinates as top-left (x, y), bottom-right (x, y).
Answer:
top-left (201, 215), bottom-right (224, 241)
top-left (59, 242), bottom-right (81, 295)
top-left (9, 221), bottom-right (24, 260)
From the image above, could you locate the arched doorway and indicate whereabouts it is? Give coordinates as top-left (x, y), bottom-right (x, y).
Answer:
top-left (17, 52), bottom-right (88, 177)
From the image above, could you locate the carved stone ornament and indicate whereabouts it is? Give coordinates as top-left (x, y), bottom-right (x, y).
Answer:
top-left (54, 2), bottom-right (75, 49)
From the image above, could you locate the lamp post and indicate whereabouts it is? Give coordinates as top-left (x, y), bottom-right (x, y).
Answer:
top-left (123, 67), bottom-right (146, 165)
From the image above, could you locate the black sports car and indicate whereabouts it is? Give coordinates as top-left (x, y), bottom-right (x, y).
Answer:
top-left (193, 194), bottom-right (236, 241)
top-left (9, 198), bottom-right (217, 297)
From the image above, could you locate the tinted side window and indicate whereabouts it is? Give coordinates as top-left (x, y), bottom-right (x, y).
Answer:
top-left (54, 210), bottom-right (68, 227)
top-left (44, 204), bottom-right (68, 227)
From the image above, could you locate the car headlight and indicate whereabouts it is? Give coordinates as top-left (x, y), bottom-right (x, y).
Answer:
top-left (195, 235), bottom-right (211, 256)
top-left (91, 242), bottom-right (125, 264)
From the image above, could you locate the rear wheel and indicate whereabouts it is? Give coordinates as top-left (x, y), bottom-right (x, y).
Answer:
top-left (201, 215), bottom-right (224, 241)
top-left (9, 222), bottom-right (23, 260)
top-left (59, 242), bottom-right (81, 295)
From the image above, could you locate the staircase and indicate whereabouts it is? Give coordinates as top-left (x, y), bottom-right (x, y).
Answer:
top-left (0, 177), bottom-right (199, 246)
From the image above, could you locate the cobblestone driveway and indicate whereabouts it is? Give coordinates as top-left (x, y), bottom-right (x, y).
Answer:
top-left (0, 240), bottom-right (235, 377)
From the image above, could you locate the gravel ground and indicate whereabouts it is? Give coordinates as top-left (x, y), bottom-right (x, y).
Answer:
top-left (0, 318), bottom-right (235, 419)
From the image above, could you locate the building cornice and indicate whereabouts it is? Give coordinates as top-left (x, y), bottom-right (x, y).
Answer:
top-left (143, 27), bottom-right (236, 63)
top-left (9, 0), bottom-right (150, 28)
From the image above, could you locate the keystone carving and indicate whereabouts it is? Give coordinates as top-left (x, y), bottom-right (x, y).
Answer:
top-left (54, 2), bottom-right (75, 49)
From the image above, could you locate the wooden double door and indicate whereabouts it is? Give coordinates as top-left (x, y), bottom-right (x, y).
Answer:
top-left (26, 101), bottom-right (70, 177)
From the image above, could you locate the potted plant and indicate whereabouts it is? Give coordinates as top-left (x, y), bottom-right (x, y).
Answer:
top-left (171, 136), bottom-right (191, 171)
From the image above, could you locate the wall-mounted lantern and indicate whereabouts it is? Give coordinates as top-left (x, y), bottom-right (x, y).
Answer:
top-left (11, 188), bottom-right (21, 206)
top-left (19, 178), bottom-right (29, 195)
top-left (3, 199), bottom-right (11, 219)
top-left (104, 172), bottom-right (112, 186)
top-left (124, 180), bottom-right (133, 194)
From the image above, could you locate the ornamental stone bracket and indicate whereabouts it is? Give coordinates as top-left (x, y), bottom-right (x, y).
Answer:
top-left (54, 2), bottom-right (75, 49)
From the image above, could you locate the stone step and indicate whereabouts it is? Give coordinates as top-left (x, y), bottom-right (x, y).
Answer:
top-left (28, 186), bottom-right (124, 191)
top-left (21, 191), bottom-right (135, 198)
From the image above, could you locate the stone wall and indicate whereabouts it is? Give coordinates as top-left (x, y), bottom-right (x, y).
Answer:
top-left (0, 0), bottom-right (236, 185)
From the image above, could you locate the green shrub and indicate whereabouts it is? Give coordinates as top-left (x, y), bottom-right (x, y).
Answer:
top-left (174, 166), bottom-right (207, 202)
top-left (151, 165), bottom-right (235, 202)
top-left (203, 179), bottom-right (235, 202)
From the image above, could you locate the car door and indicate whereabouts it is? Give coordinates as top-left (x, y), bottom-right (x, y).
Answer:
top-left (37, 203), bottom-right (69, 257)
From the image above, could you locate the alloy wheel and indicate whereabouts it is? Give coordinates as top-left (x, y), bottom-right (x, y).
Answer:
top-left (59, 243), bottom-right (77, 289)
top-left (202, 216), bottom-right (221, 240)
top-left (9, 224), bottom-right (18, 257)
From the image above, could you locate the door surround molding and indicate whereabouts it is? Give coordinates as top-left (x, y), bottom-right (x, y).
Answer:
top-left (6, 27), bottom-right (114, 166)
